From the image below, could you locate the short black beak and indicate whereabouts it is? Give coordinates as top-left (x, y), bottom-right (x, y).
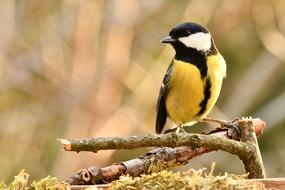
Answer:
top-left (160, 36), bottom-right (177, 43)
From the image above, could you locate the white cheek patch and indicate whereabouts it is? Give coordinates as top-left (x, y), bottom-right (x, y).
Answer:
top-left (178, 32), bottom-right (211, 52)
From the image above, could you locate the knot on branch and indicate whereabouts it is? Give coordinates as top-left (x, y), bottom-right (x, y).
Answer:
top-left (188, 134), bottom-right (202, 148)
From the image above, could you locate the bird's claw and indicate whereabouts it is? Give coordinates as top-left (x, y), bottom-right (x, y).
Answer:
top-left (176, 123), bottom-right (187, 133)
top-left (221, 118), bottom-right (241, 139)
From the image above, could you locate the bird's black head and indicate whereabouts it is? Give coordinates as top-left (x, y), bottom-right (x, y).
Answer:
top-left (161, 22), bottom-right (217, 56)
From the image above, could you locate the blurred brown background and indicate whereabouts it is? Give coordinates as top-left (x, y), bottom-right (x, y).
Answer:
top-left (0, 0), bottom-right (285, 181)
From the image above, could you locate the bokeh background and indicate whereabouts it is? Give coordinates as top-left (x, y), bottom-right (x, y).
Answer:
top-left (1, 0), bottom-right (285, 182)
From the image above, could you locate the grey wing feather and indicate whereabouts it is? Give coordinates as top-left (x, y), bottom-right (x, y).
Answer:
top-left (155, 60), bottom-right (174, 134)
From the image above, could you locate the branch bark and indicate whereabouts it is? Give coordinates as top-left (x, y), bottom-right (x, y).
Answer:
top-left (60, 132), bottom-right (245, 154)
top-left (239, 119), bottom-right (266, 178)
top-left (63, 118), bottom-right (266, 185)
top-left (66, 146), bottom-right (213, 185)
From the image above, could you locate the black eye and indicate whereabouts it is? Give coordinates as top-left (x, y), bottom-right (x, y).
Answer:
top-left (187, 31), bottom-right (191, 35)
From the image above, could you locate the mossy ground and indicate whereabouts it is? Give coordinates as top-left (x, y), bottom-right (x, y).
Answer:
top-left (1, 166), bottom-right (267, 190)
top-left (0, 170), bottom-right (67, 190)
top-left (110, 167), bottom-right (267, 190)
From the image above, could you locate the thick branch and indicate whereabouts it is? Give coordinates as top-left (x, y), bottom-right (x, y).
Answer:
top-left (66, 146), bottom-right (214, 185)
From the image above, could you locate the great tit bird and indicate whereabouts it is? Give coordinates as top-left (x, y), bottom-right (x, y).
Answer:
top-left (156, 22), bottom-right (227, 134)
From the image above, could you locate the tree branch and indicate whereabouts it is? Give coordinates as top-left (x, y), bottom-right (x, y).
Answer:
top-left (239, 119), bottom-right (266, 178)
top-left (60, 132), bottom-right (246, 155)
top-left (66, 146), bottom-right (214, 185)
top-left (63, 118), bottom-right (266, 185)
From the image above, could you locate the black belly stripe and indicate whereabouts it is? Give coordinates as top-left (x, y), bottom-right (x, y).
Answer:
top-left (174, 46), bottom-right (212, 115)
top-left (190, 58), bottom-right (207, 79)
top-left (197, 77), bottom-right (212, 116)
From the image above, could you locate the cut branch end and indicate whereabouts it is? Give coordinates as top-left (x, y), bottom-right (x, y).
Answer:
top-left (58, 139), bottom-right (72, 151)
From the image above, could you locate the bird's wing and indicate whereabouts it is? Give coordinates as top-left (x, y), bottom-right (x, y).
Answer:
top-left (155, 59), bottom-right (174, 133)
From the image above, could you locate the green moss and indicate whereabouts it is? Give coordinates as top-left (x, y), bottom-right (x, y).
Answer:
top-left (109, 166), bottom-right (267, 190)
top-left (0, 170), bottom-right (68, 190)
top-left (1, 167), bottom-right (267, 190)
top-left (30, 176), bottom-right (67, 190)
top-left (3, 170), bottom-right (29, 190)
top-left (147, 157), bottom-right (181, 174)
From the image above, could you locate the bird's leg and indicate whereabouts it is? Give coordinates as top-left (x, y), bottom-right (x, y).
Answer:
top-left (175, 122), bottom-right (186, 133)
top-left (201, 117), bottom-right (241, 138)
top-left (201, 117), bottom-right (228, 126)
top-left (163, 123), bottom-right (186, 134)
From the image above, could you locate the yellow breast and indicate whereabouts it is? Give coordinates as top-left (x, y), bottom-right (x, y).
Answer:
top-left (203, 53), bottom-right (226, 117)
top-left (165, 60), bottom-right (204, 124)
top-left (165, 53), bottom-right (226, 125)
